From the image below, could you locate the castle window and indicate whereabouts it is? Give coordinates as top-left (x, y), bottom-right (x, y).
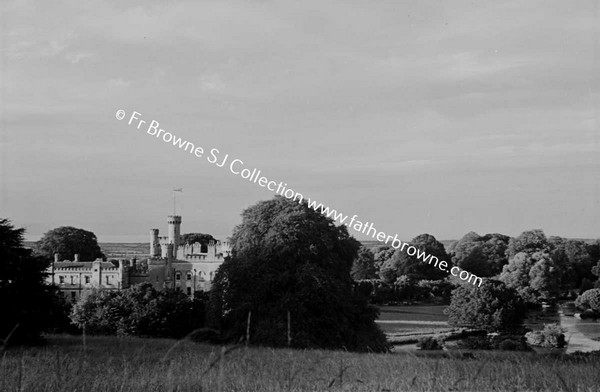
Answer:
top-left (85, 276), bottom-right (90, 284)
top-left (71, 292), bottom-right (76, 300)
top-left (70, 276), bottom-right (74, 285)
top-left (59, 276), bottom-right (64, 284)
top-left (186, 272), bottom-right (192, 280)
top-left (106, 276), bottom-right (110, 285)
top-left (186, 287), bottom-right (192, 295)
top-left (176, 272), bottom-right (181, 281)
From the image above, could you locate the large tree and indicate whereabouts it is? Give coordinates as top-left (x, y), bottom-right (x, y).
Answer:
top-left (37, 226), bottom-right (104, 261)
top-left (445, 279), bottom-right (526, 331)
top-left (549, 236), bottom-right (596, 291)
top-left (208, 196), bottom-right (388, 352)
top-left (351, 246), bottom-right (378, 280)
top-left (380, 234), bottom-right (449, 282)
top-left (0, 219), bottom-right (63, 344)
top-left (451, 232), bottom-right (510, 277)
top-left (506, 229), bottom-right (549, 259)
top-left (499, 251), bottom-right (560, 304)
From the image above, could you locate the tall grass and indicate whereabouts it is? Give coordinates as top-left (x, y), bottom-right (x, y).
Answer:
top-left (1, 334), bottom-right (598, 391)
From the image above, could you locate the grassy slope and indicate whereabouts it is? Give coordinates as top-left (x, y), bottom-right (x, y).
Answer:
top-left (2, 335), bottom-right (599, 392)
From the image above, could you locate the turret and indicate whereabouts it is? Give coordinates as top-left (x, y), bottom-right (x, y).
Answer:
top-left (167, 215), bottom-right (181, 251)
top-left (150, 229), bottom-right (159, 257)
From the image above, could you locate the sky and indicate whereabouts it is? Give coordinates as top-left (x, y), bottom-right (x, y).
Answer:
top-left (1, 0), bottom-right (599, 243)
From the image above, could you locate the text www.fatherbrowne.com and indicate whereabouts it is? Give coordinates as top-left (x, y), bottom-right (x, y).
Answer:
top-left (117, 109), bottom-right (483, 287)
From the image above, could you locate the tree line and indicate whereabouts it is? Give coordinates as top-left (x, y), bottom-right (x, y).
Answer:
top-left (1, 197), bottom-right (599, 350)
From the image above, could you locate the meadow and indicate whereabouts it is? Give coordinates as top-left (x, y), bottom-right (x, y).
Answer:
top-left (2, 334), bottom-right (600, 392)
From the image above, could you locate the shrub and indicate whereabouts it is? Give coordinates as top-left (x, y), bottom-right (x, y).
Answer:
top-left (445, 279), bottom-right (526, 332)
top-left (457, 336), bottom-right (491, 350)
top-left (579, 309), bottom-right (600, 320)
top-left (497, 339), bottom-right (522, 351)
top-left (417, 280), bottom-right (456, 302)
top-left (525, 323), bottom-right (567, 348)
top-left (575, 288), bottom-right (600, 312)
top-left (417, 336), bottom-right (443, 350)
top-left (491, 335), bottom-right (530, 351)
top-left (70, 284), bottom-right (207, 338)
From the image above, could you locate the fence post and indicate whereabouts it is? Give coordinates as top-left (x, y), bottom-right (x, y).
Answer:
top-left (246, 310), bottom-right (251, 346)
top-left (287, 310), bottom-right (291, 347)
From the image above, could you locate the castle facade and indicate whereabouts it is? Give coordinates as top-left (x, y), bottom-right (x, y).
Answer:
top-left (46, 214), bottom-right (230, 301)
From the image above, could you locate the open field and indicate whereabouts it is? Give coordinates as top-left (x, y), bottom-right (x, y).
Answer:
top-left (2, 335), bottom-right (600, 392)
top-left (99, 243), bottom-right (150, 259)
top-left (377, 305), bottom-right (448, 334)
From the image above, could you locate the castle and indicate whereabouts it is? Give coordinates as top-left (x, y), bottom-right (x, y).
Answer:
top-left (46, 214), bottom-right (231, 301)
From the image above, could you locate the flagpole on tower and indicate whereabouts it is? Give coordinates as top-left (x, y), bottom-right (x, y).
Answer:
top-left (172, 188), bottom-right (183, 215)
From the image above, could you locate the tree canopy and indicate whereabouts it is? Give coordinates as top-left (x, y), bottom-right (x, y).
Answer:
top-left (506, 229), bottom-right (549, 259)
top-left (445, 279), bottom-right (526, 331)
top-left (37, 226), bottom-right (104, 261)
top-left (379, 234), bottom-right (449, 282)
top-left (71, 283), bottom-right (207, 338)
top-left (450, 232), bottom-right (510, 277)
top-left (575, 288), bottom-right (600, 313)
top-left (351, 246), bottom-right (378, 280)
top-left (499, 251), bottom-right (560, 304)
top-left (179, 233), bottom-right (216, 252)
top-left (549, 236), bottom-right (596, 291)
top-left (208, 196), bottom-right (388, 352)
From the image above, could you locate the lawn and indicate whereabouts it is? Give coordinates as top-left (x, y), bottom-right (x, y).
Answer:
top-left (2, 334), bottom-right (599, 391)
top-left (377, 305), bottom-right (448, 333)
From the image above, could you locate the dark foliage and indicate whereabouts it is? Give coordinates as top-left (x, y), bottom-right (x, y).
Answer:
top-left (0, 218), bottom-right (64, 345)
top-left (70, 284), bottom-right (207, 338)
top-left (354, 278), bottom-right (456, 304)
top-left (179, 233), bottom-right (216, 253)
top-left (351, 246), bottom-right (378, 280)
top-left (380, 234), bottom-right (449, 282)
top-left (451, 232), bottom-right (510, 277)
top-left (549, 236), bottom-right (597, 291)
top-left (208, 196), bottom-right (388, 352)
top-left (506, 229), bottom-right (549, 259)
top-left (456, 335), bottom-right (529, 351)
top-left (37, 226), bottom-right (104, 261)
top-left (417, 336), bottom-right (443, 350)
top-left (499, 250), bottom-right (560, 305)
top-left (445, 279), bottom-right (526, 332)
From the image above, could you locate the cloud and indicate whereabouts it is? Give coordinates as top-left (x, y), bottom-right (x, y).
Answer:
top-left (198, 74), bottom-right (226, 93)
top-left (107, 78), bottom-right (132, 88)
top-left (65, 51), bottom-right (94, 64)
top-left (437, 51), bottom-right (532, 81)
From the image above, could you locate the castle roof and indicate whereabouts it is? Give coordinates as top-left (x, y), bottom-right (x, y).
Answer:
top-left (53, 261), bottom-right (118, 270)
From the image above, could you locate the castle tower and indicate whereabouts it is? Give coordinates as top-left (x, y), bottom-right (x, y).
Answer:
top-left (150, 229), bottom-right (159, 257)
top-left (167, 215), bottom-right (182, 251)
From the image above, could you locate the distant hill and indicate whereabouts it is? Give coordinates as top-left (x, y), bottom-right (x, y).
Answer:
top-left (24, 241), bottom-right (150, 260)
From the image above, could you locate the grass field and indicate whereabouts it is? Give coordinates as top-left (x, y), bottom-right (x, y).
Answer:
top-left (2, 335), bottom-right (599, 392)
top-left (377, 305), bottom-right (448, 334)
